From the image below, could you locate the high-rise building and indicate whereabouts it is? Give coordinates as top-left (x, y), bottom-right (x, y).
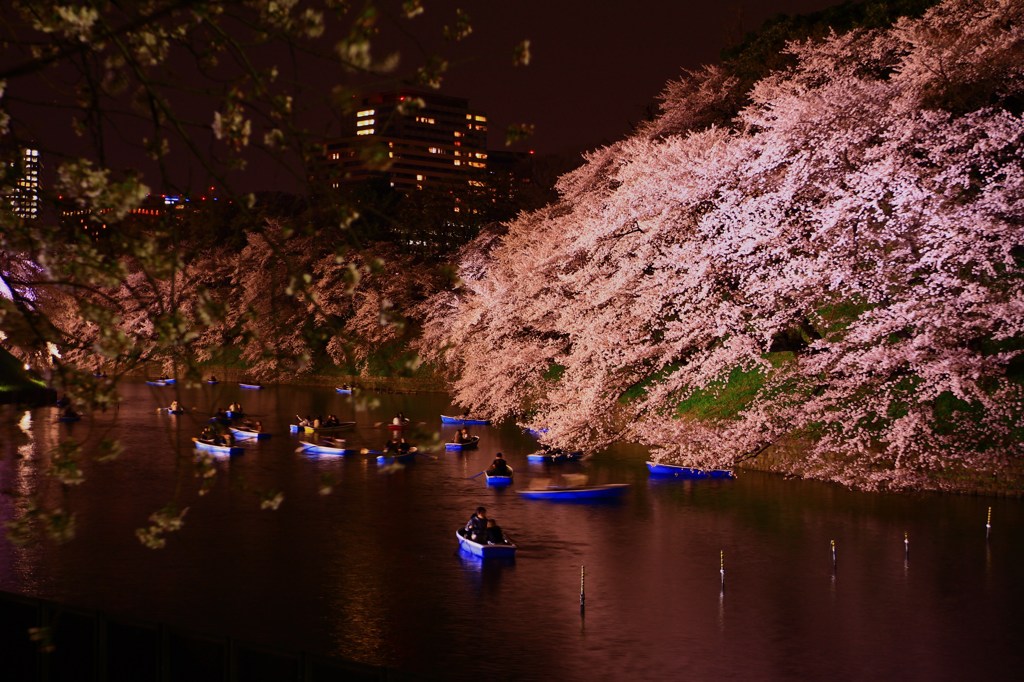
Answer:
top-left (7, 147), bottom-right (41, 220)
top-left (323, 90), bottom-right (494, 254)
top-left (325, 90), bottom-right (489, 192)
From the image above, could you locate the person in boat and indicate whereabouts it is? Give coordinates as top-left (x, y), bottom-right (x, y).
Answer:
top-left (62, 405), bottom-right (80, 420)
top-left (485, 518), bottom-right (506, 545)
top-left (464, 506), bottom-right (488, 542)
top-left (56, 393), bottom-right (70, 408)
top-left (169, 400), bottom-right (180, 412)
top-left (487, 452), bottom-right (511, 476)
top-left (209, 375), bottom-right (218, 382)
top-left (455, 427), bottom-right (472, 444)
top-left (392, 411), bottom-right (407, 426)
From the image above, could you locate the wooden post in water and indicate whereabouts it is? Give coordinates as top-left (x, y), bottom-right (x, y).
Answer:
top-left (986, 506), bottom-right (992, 540)
top-left (904, 531), bottom-right (909, 561)
top-left (830, 539), bottom-right (837, 572)
top-left (580, 565), bottom-right (585, 612)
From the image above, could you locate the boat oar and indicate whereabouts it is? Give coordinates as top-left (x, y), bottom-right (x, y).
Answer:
top-left (466, 470), bottom-right (487, 480)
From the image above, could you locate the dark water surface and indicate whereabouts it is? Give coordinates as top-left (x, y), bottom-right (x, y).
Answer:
top-left (1, 381), bottom-right (1021, 681)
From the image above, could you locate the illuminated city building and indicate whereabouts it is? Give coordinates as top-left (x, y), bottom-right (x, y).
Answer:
top-left (6, 147), bottom-right (41, 220)
top-left (325, 90), bottom-right (489, 192)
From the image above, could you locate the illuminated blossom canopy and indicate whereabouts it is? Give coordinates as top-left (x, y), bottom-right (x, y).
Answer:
top-left (419, 0), bottom-right (1024, 491)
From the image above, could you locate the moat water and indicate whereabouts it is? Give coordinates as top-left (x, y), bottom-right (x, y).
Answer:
top-left (1, 381), bottom-right (1021, 680)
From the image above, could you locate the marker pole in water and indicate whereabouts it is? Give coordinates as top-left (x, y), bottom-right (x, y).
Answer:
top-left (720, 550), bottom-right (725, 594)
top-left (986, 506), bottom-right (992, 540)
top-left (831, 540), bottom-right (837, 571)
top-left (580, 565), bottom-right (586, 611)
top-left (904, 531), bottom-right (909, 561)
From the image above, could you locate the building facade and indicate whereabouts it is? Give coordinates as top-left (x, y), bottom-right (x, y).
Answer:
top-left (325, 90), bottom-right (489, 192)
top-left (6, 147), bottom-right (41, 220)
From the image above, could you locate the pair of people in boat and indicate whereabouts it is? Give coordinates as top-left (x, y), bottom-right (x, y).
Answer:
top-left (392, 412), bottom-right (409, 426)
top-left (487, 452), bottom-right (512, 477)
top-left (296, 414), bottom-right (341, 428)
top-left (200, 425), bottom-right (233, 446)
top-left (453, 427), bottom-right (473, 444)
top-left (227, 402), bottom-right (243, 414)
top-left (464, 506), bottom-right (507, 545)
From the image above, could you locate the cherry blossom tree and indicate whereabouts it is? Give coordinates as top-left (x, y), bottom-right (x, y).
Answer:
top-left (420, 0), bottom-right (1024, 492)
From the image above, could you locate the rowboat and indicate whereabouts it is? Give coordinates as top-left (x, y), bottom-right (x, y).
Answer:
top-left (57, 413), bottom-right (82, 423)
top-left (239, 383), bottom-right (262, 390)
top-left (376, 448), bottom-right (417, 465)
top-left (441, 415), bottom-right (491, 426)
top-left (518, 483), bottom-right (630, 501)
top-left (298, 440), bottom-right (355, 455)
top-left (455, 528), bottom-right (516, 559)
top-left (445, 435), bottom-right (480, 450)
top-left (145, 380), bottom-right (169, 387)
top-left (229, 426), bottom-right (270, 440)
top-left (289, 422), bottom-right (355, 434)
top-left (527, 448), bottom-right (584, 463)
top-left (192, 437), bottom-right (243, 456)
top-left (298, 440), bottom-right (380, 456)
top-left (225, 410), bottom-right (244, 420)
top-left (335, 386), bottom-right (354, 394)
top-left (646, 461), bottom-right (735, 479)
top-left (485, 467), bottom-right (514, 486)
top-left (164, 407), bottom-right (186, 415)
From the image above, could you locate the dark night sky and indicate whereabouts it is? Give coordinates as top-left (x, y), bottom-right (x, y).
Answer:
top-left (412, 0), bottom-right (842, 156)
top-left (3, 0), bottom-right (844, 194)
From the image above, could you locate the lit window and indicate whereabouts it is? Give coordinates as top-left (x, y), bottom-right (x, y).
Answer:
top-left (357, 109), bottom-right (375, 117)
top-left (356, 129), bottom-right (375, 136)
top-left (356, 119), bottom-right (375, 127)
top-left (416, 174), bottom-right (424, 181)
top-left (454, 160), bottom-right (461, 166)
top-left (474, 115), bottom-right (486, 122)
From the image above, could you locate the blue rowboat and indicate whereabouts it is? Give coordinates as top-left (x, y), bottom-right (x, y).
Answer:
top-left (164, 408), bottom-right (186, 415)
top-left (298, 441), bottom-right (380, 456)
top-left (445, 435), bottom-right (480, 451)
top-left (239, 383), bottom-right (262, 390)
top-left (298, 440), bottom-right (355, 455)
top-left (376, 448), bottom-right (417, 465)
top-left (646, 461), bottom-right (735, 479)
top-left (335, 386), bottom-right (354, 394)
top-left (456, 528), bottom-right (516, 559)
top-left (229, 426), bottom-right (270, 440)
top-left (527, 449), bottom-right (584, 463)
top-left (192, 437), bottom-right (243, 456)
top-left (518, 483), bottom-right (630, 501)
top-left (206, 379), bottom-right (219, 385)
top-left (289, 422), bottom-right (355, 434)
top-left (485, 467), bottom-right (514, 487)
top-left (145, 380), bottom-right (168, 387)
top-left (441, 414), bottom-right (491, 426)
top-left (57, 414), bottom-right (82, 423)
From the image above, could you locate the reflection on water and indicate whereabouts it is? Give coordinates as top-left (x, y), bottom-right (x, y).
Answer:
top-left (0, 383), bottom-right (1022, 680)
